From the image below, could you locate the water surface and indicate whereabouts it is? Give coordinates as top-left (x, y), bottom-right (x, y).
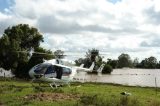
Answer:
top-left (75, 68), bottom-right (160, 87)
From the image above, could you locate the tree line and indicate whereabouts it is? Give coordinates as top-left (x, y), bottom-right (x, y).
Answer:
top-left (75, 50), bottom-right (160, 73)
top-left (107, 54), bottom-right (159, 69)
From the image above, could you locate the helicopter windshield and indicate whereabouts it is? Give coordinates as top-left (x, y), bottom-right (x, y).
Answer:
top-left (62, 67), bottom-right (72, 75)
top-left (34, 63), bottom-right (51, 74)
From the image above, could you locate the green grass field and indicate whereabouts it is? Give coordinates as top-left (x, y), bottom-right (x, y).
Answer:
top-left (0, 78), bottom-right (160, 106)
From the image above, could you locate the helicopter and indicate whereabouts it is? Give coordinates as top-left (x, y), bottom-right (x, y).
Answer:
top-left (29, 58), bottom-right (105, 88)
top-left (15, 50), bottom-right (105, 88)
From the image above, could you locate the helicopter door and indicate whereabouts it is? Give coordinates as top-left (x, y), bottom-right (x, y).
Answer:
top-left (44, 65), bottom-right (56, 78)
top-left (55, 66), bottom-right (63, 79)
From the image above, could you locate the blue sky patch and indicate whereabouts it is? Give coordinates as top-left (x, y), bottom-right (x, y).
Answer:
top-left (107, 0), bottom-right (121, 4)
top-left (0, 0), bottom-right (13, 12)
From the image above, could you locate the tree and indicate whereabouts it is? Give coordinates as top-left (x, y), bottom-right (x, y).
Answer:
top-left (102, 64), bottom-right (113, 74)
top-left (86, 48), bottom-right (99, 62)
top-left (156, 61), bottom-right (160, 68)
top-left (107, 59), bottom-right (118, 69)
top-left (139, 56), bottom-right (157, 69)
top-left (74, 48), bottom-right (108, 74)
top-left (0, 24), bottom-right (44, 77)
top-left (117, 53), bottom-right (133, 68)
top-left (54, 50), bottom-right (65, 59)
top-left (85, 48), bottom-right (103, 68)
top-left (75, 48), bottom-right (103, 68)
top-left (75, 58), bottom-right (85, 66)
top-left (147, 56), bottom-right (157, 68)
top-left (133, 58), bottom-right (139, 68)
top-left (18, 47), bottom-right (54, 78)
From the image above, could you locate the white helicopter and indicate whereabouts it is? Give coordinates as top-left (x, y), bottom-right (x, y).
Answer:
top-left (29, 58), bottom-right (105, 88)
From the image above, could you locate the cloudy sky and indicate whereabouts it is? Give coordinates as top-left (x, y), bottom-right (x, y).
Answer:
top-left (0, 0), bottom-right (160, 61)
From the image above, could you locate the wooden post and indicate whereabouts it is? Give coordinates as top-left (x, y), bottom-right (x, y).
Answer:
top-left (155, 77), bottom-right (157, 96)
top-left (4, 72), bottom-right (5, 78)
top-left (4, 72), bottom-right (6, 81)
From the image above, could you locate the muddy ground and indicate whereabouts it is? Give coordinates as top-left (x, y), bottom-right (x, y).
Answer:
top-left (23, 93), bottom-right (80, 101)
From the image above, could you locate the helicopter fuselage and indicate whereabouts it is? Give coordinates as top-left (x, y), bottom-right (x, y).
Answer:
top-left (29, 63), bottom-right (76, 83)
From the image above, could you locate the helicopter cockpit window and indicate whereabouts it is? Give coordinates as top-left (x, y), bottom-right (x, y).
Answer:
top-left (34, 64), bottom-right (50, 74)
top-left (45, 65), bottom-right (55, 74)
top-left (62, 67), bottom-right (72, 75)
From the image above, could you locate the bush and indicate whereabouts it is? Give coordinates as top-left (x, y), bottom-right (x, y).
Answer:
top-left (102, 64), bottom-right (113, 74)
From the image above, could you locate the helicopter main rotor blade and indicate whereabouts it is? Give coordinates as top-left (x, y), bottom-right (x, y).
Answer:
top-left (15, 51), bottom-right (55, 55)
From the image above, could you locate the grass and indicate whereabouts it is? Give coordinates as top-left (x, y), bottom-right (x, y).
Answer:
top-left (0, 78), bottom-right (160, 106)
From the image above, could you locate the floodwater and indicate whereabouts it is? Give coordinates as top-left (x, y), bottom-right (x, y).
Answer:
top-left (1, 68), bottom-right (160, 87)
top-left (75, 68), bottom-right (160, 87)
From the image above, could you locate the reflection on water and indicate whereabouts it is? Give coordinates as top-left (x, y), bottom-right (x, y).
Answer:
top-left (75, 69), bottom-right (160, 87)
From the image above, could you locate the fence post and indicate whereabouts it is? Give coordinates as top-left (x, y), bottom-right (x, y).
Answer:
top-left (155, 77), bottom-right (157, 96)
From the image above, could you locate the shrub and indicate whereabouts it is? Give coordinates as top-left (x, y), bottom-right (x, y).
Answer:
top-left (102, 64), bottom-right (113, 74)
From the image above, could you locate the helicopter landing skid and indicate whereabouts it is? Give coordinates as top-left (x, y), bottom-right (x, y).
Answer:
top-left (50, 82), bottom-right (58, 88)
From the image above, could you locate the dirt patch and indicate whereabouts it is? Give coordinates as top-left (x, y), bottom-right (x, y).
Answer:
top-left (23, 93), bottom-right (80, 101)
top-left (0, 102), bottom-right (5, 106)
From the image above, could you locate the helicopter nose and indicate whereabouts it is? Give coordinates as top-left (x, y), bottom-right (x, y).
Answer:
top-left (29, 68), bottom-right (44, 79)
top-left (33, 74), bottom-right (44, 79)
top-left (29, 68), bottom-right (35, 78)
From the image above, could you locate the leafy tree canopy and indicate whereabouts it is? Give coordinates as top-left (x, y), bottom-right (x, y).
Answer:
top-left (139, 56), bottom-right (157, 69)
top-left (54, 50), bottom-right (65, 59)
top-left (75, 48), bottom-right (109, 73)
top-left (75, 48), bottom-right (103, 68)
top-left (107, 59), bottom-right (118, 69)
top-left (17, 47), bottom-right (54, 78)
top-left (117, 53), bottom-right (133, 68)
top-left (0, 24), bottom-right (45, 77)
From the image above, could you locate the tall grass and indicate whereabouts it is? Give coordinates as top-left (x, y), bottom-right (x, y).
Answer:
top-left (78, 94), bottom-right (140, 106)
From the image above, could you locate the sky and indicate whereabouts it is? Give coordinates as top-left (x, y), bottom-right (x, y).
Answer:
top-left (0, 0), bottom-right (160, 61)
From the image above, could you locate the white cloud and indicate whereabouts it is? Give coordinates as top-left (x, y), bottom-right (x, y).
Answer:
top-left (1, 0), bottom-right (160, 60)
